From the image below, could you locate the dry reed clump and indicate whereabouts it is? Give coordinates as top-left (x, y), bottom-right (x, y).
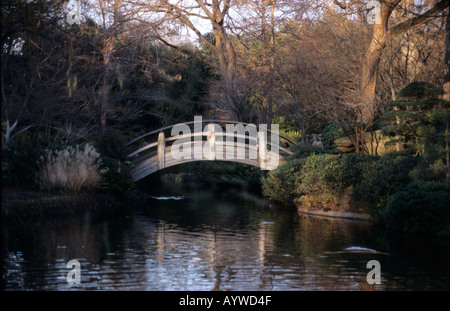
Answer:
top-left (38, 143), bottom-right (108, 192)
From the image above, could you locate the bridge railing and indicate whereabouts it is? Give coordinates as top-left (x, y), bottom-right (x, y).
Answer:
top-left (123, 120), bottom-right (297, 180)
top-left (125, 120), bottom-right (296, 156)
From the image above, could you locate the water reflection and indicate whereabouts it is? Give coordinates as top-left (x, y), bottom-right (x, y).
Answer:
top-left (2, 187), bottom-right (449, 291)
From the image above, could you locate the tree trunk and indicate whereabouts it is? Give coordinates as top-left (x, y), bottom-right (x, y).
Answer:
top-left (444, 6), bottom-right (450, 102)
top-left (360, 35), bottom-right (385, 124)
top-left (355, 0), bottom-right (448, 123)
top-left (359, 1), bottom-right (397, 124)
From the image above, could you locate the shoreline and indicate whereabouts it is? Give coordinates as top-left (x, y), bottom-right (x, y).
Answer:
top-left (294, 194), bottom-right (374, 222)
top-left (2, 187), bottom-right (374, 222)
top-left (1, 187), bottom-right (125, 220)
top-left (297, 207), bottom-right (374, 221)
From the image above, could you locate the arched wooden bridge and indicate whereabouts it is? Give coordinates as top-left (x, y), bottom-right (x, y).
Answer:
top-left (125, 118), bottom-right (296, 182)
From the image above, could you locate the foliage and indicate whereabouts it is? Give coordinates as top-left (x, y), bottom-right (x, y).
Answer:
top-left (382, 82), bottom-right (450, 168)
top-left (385, 181), bottom-right (450, 237)
top-left (396, 81), bottom-right (444, 100)
top-left (274, 116), bottom-right (302, 142)
top-left (193, 161), bottom-right (262, 188)
top-left (95, 130), bottom-right (128, 160)
top-left (2, 131), bottom-right (65, 188)
top-left (321, 123), bottom-right (346, 149)
top-left (262, 153), bottom-right (418, 217)
top-left (285, 145), bottom-right (327, 160)
top-left (37, 143), bottom-right (108, 192)
top-left (298, 154), bottom-right (347, 195)
top-left (409, 158), bottom-right (448, 182)
top-left (100, 157), bottom-right (134, 194)
top-left (351, 155), bottom-right (419, 218)
top-left (261, 158), bottom-right (305, 204)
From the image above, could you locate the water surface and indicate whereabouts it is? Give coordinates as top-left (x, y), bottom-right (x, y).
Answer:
top-left (2, 186), bottom-right (449, 290)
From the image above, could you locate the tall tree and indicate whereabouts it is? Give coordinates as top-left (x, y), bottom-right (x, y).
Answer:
top-left (333, 0), bottom-right (449, 123)
top-left (129, 0), bottom-right (240, 119)
top-left (444, 5), bottom-right (450, 102)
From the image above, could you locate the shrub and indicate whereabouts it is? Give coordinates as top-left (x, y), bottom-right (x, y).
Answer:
top-left (95, 129), bottom-right (128, 160)
top-left (285, 145), bottom-right (327, 160)
top-left (298, 154), bottom-right (337, 194)
top-left (352, 155), bottom-right (419, 217)
top-left (194, 161), bottom-right (261, 187)
top-left (262, 153), bottom-right (418, 218)
top-left (2, 131), bottom-right (59, 188)
top-left (100, 157), bottom-right (134, 194)
top-left (382, 81), bottom-right (450, 162)
top-left (385, 181), bottom-right (450, 237)
top-left (38, 143), bottom-right (108, 192)
top-left (396, 81), bottom-right (444, 99)
top-left (321, 123), bottom-right (346, 149)
top-left (261, 158), bottom-right (305, 204)
top-left (298, 153), bottom-right (369, 195)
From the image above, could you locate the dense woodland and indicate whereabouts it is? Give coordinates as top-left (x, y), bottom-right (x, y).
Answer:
top-left (2, 0), bottom-right (448, 144)
top-left (2, 1), bottom-right (450, 234)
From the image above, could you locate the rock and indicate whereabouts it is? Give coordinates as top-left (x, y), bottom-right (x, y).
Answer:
top-left (334, 145), bottom-right (355, 153)
top-left (333, 130), bottom-right (398, 155)
top-left (334, 136), bottom-right (354, 148)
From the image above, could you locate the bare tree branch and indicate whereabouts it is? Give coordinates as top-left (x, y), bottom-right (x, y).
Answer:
top-left (388, 0), bottom-right (449, 36)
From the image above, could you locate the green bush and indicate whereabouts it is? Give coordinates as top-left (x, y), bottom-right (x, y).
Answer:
top-left (100, 157), bottom-right (134, 194)
top-left (2, 132), bottom-right (65, 188)
top-left (95, 129), bottom-right (128, 160)
top-left (262, 153), bottom-right (418, 217)
top-left (409, 158), bottom-right (447, 182)
top-left (194, 161), bottom-right (262, 187)
top-left (352, 155), bottom-right (419, 218)
top-left (396, 81), bottom-right (444, 99)
top-left (385, 181), bottom-right (450, 237)
top-left (285, 145), bottom-right (327, 160)
top-left (261, 158), bottom-right (305, 204)
top-left (382, 81), bottom-right (449, 161)
top-left (298, 153), bottom-right (372, 195)
top-left (321, 123), bottom-right (346, 149)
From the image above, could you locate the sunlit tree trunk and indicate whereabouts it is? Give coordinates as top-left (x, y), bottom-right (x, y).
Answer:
top-left (444, 6), bottom-right (450, 103)
top-left (335, 0), bottom-right (449, 124)
top-left (359, 1), bottom-right (397, 124)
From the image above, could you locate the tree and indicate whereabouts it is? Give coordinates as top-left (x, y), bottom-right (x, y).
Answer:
top-left (1, 0), bottom-right (69, 147)
top-left (382, 81), bottom-right (450, 181)
top-left (127, 0), bottom-right (241, 120)
top-left (333, 0), bottom-right (449, 124)
top-left (444, 5), bottom-right (450, 102)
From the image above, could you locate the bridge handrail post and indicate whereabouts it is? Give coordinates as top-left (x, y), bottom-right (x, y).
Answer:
top-left (258, 130), bottom-right (267, 170)
top-left (205, 123), bottom-right (216, 160)
top-left (157, 131), bottom-right (165, 170)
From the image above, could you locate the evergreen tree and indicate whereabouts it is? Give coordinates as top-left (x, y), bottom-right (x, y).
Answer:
top-left (382, 82), bottom-right (450, 181)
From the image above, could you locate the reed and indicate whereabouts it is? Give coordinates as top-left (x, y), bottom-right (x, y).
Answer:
top-left (38, 143), bottom-right (108, 192)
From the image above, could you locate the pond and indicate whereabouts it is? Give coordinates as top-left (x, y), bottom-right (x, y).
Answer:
top-left (2, 180), bottom-right (449, 291)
